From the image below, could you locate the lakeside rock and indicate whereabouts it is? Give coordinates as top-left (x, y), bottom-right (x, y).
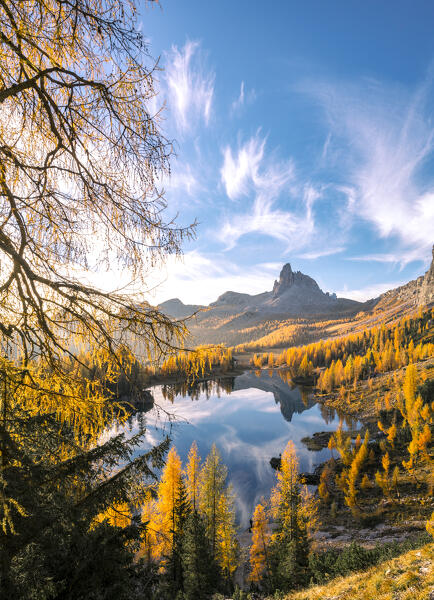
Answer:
top-left (301, 430), bottom-right (334, 451)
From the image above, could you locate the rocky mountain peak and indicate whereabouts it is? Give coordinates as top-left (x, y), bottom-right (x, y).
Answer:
top-left (272, 263), bottom-right (293, 295)
top-left (420, 244), bottom-right (434, 306)
top-left (272, 263), bottom-right (319, 297)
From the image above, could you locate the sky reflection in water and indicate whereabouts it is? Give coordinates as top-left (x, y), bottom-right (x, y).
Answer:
top-left (120, 371), bottom-right (352, 528)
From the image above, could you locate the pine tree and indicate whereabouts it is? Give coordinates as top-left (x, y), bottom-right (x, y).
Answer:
top-left (403, 363), bottom-right (417, 409)
top-left (318, 462), bottom-right (334, 504)
top-left (216, 492), bottom-right (238, 589)
top-left (161, 479), bottom-right (192, 597)
top-left (269, 441), bottom-right (310, 591)
top-left (140, 492), bottom-right (159, 564)
top-left (375, 452), bottom-right (394, 499)
top-left (0, 379), bottom-right (170, 599)
top-left (154, 446), bottom-right (183, 561)
top-left (298, 354), bottom-right (309, 377)
top-left (400, 365), bottom-right (433, 478)
top-left (181, 511), bottom-right (220, 600)
top-left (345, 430), bottom-right (370, 516)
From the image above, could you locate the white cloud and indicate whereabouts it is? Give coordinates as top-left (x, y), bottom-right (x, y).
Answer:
top-left (219, 198), bottom-right (306, 250)
top-left (304, 76), bottom-right (434, 256)
top-left (231, 81), bottom-right (245, 113)
top-left (230, 81), bottom-right (256, 115)
top-left (217, 133), bottom-right (317, 250)
top-left (347, 247), bottom-right (429, 269)
top-left (218, 185), bottom-right (316, 251)
top-left (220, 134), bottom-right (268, 200)
top-left (320, 132), bottom-right (332, 162)
top-left (165, 40), bottom-right (214, 133)
top-left (147, 251), bottom-right (281, 305)
top-left (298, 246), bottom-right (345, 259)
top-left (256, 261), bottom-right (284, 271)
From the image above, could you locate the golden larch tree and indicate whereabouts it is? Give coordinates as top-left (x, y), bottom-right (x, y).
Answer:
top-left (198, 444), bottom-right (228, 557)
top-left (185, 440), bottom-right (201, 511)
top-left (216, 492), bottom-right (238, 581)
top-left (249, 503), bottom-right (271, 586)
top-left (154, 446), bottom-right (183, 560)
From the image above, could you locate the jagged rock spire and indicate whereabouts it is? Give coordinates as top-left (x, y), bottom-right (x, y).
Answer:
top-left (272, 263), bottom-right (320, 297)
top-left (420, 244), bottom-right (434, 306)
top-left (272, 264), bottom-right (294, 296)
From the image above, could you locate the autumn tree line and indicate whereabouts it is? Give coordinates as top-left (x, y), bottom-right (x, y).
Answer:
top-left (96, 440), bottom-right (321, 598)
top-left (318, 363), bottom-right (433, 530)
top-left (70, 344), bottom-right (235, 400)
top-left (251, 309), bottom-right (433, 390)
top-left (158, 345), bottom-right (234, 380)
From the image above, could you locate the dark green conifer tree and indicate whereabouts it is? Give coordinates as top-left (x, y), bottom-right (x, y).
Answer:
top-left (161, 479), bottom-right (192, 598)
top-left (181, 510), bottom-right (221, 600)
top-left (269, 442), bottom-right (311, 592)
top-left (0, 376), bottom-right (170, 599)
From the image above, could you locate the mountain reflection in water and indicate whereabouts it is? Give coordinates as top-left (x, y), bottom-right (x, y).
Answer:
top-left (118, 370), bottom-right (355, 528)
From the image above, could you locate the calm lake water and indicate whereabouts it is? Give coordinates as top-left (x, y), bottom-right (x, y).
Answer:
top-left (113, 370), bottom-right (354, 528)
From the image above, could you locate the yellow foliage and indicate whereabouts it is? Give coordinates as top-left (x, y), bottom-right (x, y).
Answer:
top-left (345, 430), bottom-right (369, 514)
top-left (93, 502), bottom-right (131, 529)
top-left (216, 493), bottom-right (238, 578)
top-left (249, 503), bottom-right (271, 584)
top-left (427, 512), bottom-right (434, 538)
top-left (159, 345), bottom-right (233, 380)
top-left (184, 441), bottom-right (201, 511)
top-left (152, 446), bottom-right (183, 561)
top-left (270, 440), bottom-right (299, 521)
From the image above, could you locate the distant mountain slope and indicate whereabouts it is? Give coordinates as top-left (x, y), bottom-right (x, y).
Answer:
top-left (208, 262), bottom-right (360, 315)
top-left (158, 297), bottom-right (204, 319)
top-left (158, 247), bottom-right (434, 347)
top-left (160, 263), bottom-right (363, 320)
top-left (375, 245), bottom-right (434, 311)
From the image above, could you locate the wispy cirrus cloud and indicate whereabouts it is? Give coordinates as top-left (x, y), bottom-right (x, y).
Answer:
top-left (346, 246), bottom-right (429, 269)
top-left (298, 246), bottom-right (345, 260)
top-left (219, 187), bottom-right (317, 251)
top-left (302, 74), bottom-right (434, 259)
top-left (230, 81), bottom-right (256, 115)
top-left (218, 133), bottom-right (317, 250)
top-left (165, 40), bottom-right (215, 133)
top-left (220, 133), bottom-right (270, 200)
top-left (231, 81), bottom-right (246, 114)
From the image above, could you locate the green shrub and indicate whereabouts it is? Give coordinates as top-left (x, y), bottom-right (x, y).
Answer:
top-left (308, 533), bottom-right (430, 584)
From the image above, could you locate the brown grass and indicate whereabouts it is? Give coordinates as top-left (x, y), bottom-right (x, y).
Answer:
top-left (277, 543), bottom-right (433, 600)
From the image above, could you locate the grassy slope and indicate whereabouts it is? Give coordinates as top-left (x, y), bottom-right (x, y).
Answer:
top-left (278, 543), bottom-right (433, 600)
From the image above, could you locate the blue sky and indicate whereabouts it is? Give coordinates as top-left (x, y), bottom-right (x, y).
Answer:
top-left (134, 1), bottom-right (434, 305)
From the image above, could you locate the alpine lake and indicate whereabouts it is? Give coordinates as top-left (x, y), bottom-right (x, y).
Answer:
top-left (109, 370), bottom-right (357, 529)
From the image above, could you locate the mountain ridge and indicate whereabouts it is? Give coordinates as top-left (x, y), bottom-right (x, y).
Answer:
top-left (159, 262), bottom-right (359, 318)
top-left (160, 249), bottom-right (434, 318)
top-left (158, 248), bottom-right (434, 347)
